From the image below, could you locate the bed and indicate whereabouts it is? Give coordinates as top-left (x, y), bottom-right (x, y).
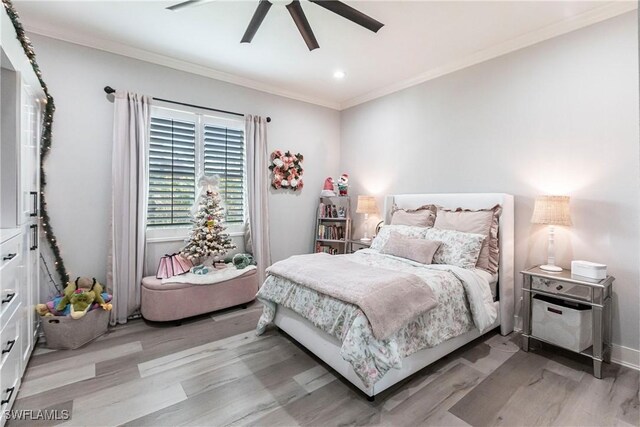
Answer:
top-left (258, 193), bottom-right (514, 399)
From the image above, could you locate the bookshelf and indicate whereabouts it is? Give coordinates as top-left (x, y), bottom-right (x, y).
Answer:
top-left (314, 196), bottom-right (351, 255)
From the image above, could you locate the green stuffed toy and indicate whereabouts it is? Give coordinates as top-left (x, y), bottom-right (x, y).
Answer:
top-left (56, 277), bottom-right (106, 320)
top-left (232, 253), bottom-right (256, 270)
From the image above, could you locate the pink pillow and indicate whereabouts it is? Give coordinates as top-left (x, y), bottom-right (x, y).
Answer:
top-left (380, 231), bottom-right (442, 265)
top-left (434, 205), bottom-right (502, 273)
top-left (390, 205), bottom-right (437, 227)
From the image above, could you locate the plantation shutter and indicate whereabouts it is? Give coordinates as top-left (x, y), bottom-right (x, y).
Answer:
top-left (203, 124), bottom-right (245, 223)
top-left (147, 117), bottom-right (196, 227)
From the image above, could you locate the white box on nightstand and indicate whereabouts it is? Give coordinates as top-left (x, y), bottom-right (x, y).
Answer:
top-left (571, 260), bottom-right (607, 280)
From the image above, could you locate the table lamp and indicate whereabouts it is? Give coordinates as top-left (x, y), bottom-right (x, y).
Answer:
top-left (531, 195), bottom-right (572, 272)
top-left (356, 196), bottom-right (378, 242)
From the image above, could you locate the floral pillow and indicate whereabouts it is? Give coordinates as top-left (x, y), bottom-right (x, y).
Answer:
top-left (424, 228), bottom-right (486, 269)
top-left (370, 225), bottom-right (429, 251)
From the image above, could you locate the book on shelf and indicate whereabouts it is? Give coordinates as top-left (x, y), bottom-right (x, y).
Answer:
top-left (317, 224), bottom-right (344, 241)
top-left (318, 203), bottom-right (346, 219)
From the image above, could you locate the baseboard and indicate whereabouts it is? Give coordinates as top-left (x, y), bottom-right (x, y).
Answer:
top-left (611, 344), bottom-right (640, 371)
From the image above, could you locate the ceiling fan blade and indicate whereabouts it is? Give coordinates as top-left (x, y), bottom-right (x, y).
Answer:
top-left (241, 0), bottom-right (273, 43)
top-left (308, 0), bottom-right (383, 33)
top-left (166, 0), bottom-right (215, 12)
top-left (286, 0), bottom-right (320, 51)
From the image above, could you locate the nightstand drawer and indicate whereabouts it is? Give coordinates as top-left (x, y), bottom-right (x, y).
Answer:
top-left (531, 276), bottom-right (592, 302)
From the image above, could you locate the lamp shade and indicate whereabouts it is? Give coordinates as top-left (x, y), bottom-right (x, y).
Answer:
top-left (531, 195), bottom-right (572, 226)
top-left (356, 196), bottom-right (378, 214)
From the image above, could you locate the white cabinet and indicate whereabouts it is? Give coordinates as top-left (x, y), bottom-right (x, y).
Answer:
top-left (19, 84), bottom-right (41, 369)
top-left (1, 6), bottom-right (44, 423)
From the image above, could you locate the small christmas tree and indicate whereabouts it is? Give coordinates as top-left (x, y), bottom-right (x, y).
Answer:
top-left (181, 176), bottom-right (236, 264)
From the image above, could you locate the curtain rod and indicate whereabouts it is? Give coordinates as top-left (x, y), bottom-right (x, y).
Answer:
top-left (103, 86), bottom-right (271, 123)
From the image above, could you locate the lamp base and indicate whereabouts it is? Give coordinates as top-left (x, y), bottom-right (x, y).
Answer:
top-left (359, 237), bottom-right (372, 243)
top-left (540, 264), bottom-right (563, 272)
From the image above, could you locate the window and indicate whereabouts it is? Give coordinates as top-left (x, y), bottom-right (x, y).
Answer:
top-left (203, 124), bottom-right (245, 224)
top-left (147, 107), bottom-right (245, 228)
top-left (148, 117), bottom-right (196, 227)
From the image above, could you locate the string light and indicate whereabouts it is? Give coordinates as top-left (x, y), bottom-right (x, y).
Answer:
top-left (3, 0), bottom-right (69, 284)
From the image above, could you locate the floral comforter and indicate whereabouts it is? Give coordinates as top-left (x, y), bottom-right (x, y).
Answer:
top-left (256, 249), bottom-right (496, 388)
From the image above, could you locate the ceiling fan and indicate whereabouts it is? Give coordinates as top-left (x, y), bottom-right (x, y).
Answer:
top-left (166, 0), bottom-right (384, 51)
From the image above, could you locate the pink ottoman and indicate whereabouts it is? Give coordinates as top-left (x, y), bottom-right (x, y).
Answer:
top-left (141, 269), bottom-right (258, 322)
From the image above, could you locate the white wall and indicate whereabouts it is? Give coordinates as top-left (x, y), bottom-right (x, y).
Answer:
top-left (341, 12), bottom-right (640, 354)
top-left (28, 34), bottom-right (340, 282)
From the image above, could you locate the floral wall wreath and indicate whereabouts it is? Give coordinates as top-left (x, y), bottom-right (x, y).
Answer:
top-left (269, 150), bottom-right (304, 191)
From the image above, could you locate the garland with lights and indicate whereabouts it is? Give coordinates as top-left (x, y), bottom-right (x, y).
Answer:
top-left (2, 0), bottom-right (69, 284)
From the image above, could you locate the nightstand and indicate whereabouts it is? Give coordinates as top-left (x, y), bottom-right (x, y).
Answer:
top-left (347, 239), bottom-right (371, 253)
top-left (521, 266), bottom-right (614, 378)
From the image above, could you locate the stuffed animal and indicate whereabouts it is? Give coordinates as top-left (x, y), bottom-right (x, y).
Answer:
top-left (337, 173), bottom-right (349, 196)
top-left (320, 177), bottom-right (336, 197)
top-left (35, 303), bottom-right (53, 317)
top-left (56, 277), bottom-right (106, 320)
top-left (232, 253), bottom-right (255, 269)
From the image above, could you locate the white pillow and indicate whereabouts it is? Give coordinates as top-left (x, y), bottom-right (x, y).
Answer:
top-left (424, 228), bottom-right (486, 269)
top-left (370, 225), bottom-right (429, 251)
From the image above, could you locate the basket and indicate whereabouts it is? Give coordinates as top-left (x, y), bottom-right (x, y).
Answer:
top-left (41, 308), bottom-right (110, 350)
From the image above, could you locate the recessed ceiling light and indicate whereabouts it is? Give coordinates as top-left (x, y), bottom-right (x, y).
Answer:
top-left (333, 70), bottom-right (346, 80)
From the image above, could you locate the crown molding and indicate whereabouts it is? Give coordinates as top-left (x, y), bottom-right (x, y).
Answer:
top-left (339, 1), bottom-right (638, 110)
top-left (24, 25), bottom-right (342, 110)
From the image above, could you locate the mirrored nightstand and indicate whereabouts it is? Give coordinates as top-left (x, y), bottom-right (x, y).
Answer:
top-left (521, 266), bottom-right (614, 378)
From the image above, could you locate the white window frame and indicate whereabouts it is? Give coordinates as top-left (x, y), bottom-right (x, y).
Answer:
top-left (146, 104), bottom-right (246, 243)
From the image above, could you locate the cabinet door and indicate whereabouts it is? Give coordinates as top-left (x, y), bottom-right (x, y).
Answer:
top-left (17, 83), bottom-right (40, 369)
top-left (19, 83), bottom-right (39, 225)
top-left (19, 225), bottom-right (33, 370)
top-left (28, 224), bottom-right (39, 347)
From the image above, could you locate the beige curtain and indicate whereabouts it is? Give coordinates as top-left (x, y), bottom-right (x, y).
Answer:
top-left (108, 91), bottom-right (151, 325)
top-left (245, 115), bottom-right (271, 285)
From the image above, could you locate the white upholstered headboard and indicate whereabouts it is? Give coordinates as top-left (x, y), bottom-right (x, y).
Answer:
top-left (384, 193), bottom-right (515, 335)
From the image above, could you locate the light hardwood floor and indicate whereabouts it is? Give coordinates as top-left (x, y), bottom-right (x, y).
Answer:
top-left (10, 302), bottom-right (639, 427)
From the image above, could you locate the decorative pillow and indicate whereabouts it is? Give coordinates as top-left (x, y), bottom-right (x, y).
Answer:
top-left (380, 231), bottom-right (442, 265)
top-left (433, 205), bottom-right (502, 273)
top-left (370, 225), bottom-right (429, 251)
top-left (424, 228), bottom-right (486, 269)
top-left (390, 204), bottom-right (437, 227)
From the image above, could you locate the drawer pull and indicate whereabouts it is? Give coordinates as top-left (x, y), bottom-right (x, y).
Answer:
top-left (556, 285), bottom-right (564, 291)
top-left (2, 340), bottom-right (15, 355)
top-left (548, 307), bottom-right (563, 315)
top-left (1, 387), bottom-right (15, 405)
top-left (30, 191), bottom-right (38, 217)
top-left (2, 253), bottom-right (16, 261)
top-left (30, 224), bottom-right (38, 251)
top-left (1, 293), bottom-right (15, 305)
